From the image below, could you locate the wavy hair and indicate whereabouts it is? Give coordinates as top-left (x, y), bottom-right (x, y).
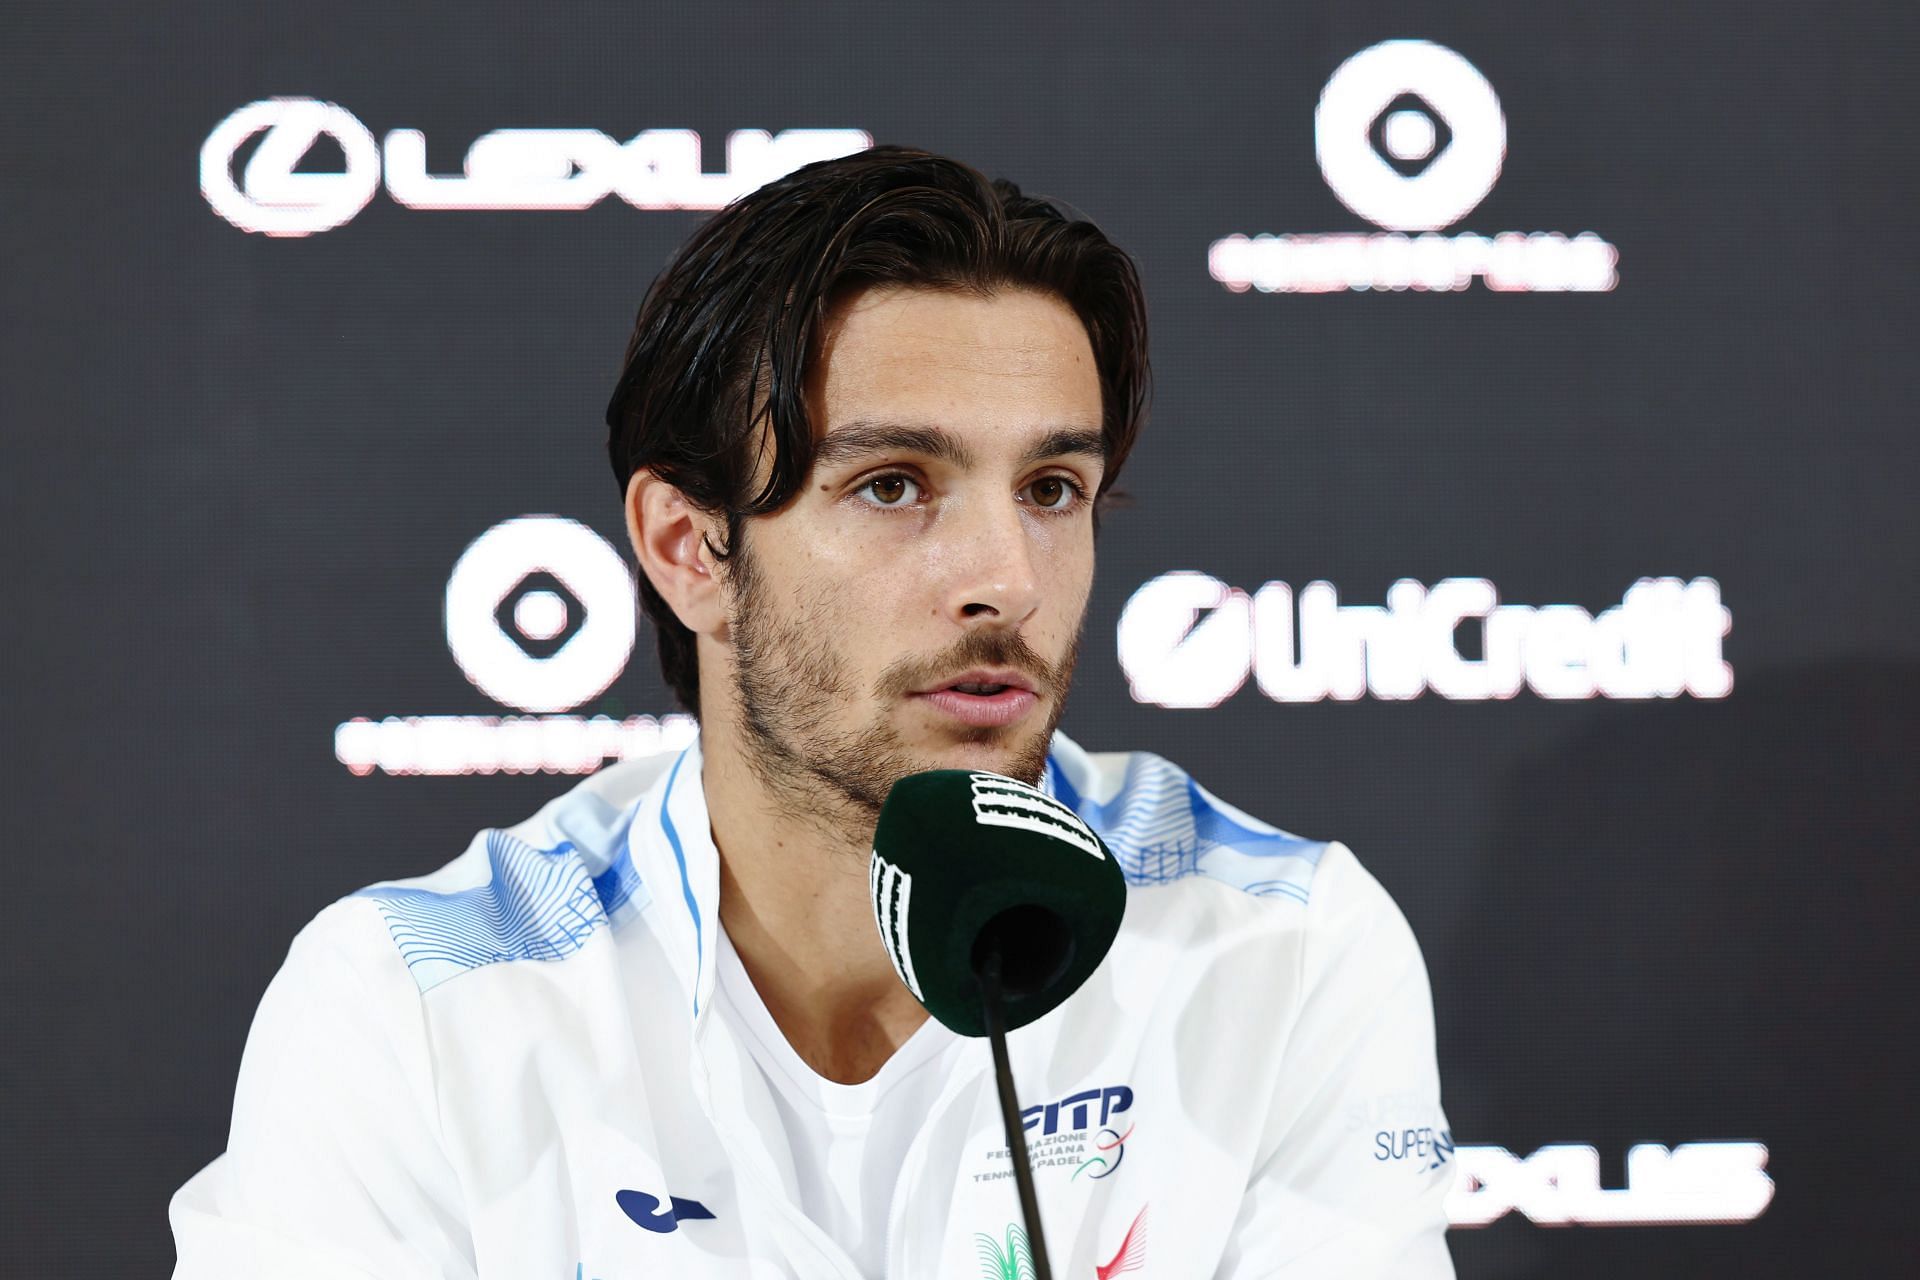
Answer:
top-left (605, 145), bottom-right (1151, 714)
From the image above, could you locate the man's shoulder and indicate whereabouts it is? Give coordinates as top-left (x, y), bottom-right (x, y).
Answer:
top-left (334, 748), bottom-right (685, 994)
top-left (1045, 732), bottom-right (1336, 910)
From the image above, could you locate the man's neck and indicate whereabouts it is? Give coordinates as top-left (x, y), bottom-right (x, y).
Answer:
top-left (700, 722), bottom-right (931, 1085)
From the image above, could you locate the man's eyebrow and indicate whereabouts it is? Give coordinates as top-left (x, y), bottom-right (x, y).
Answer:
top-left (1016, 427), bottom-right (1107, 470)
top-left (812, 420), bottom-right (972, 469)
top-left (811, 420), bottom-right (1107, 471)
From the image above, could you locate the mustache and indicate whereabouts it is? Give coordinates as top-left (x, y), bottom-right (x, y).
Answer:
top-left (877, 628), bottom-right (1071, 700)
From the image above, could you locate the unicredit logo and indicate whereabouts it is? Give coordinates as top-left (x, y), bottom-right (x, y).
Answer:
top-left (1210, 40), bottom-right (1619, 293)
top-left (201, 97), bottom-right (871, 237)
top-left (1117, 573), bottom-right (1731, 707)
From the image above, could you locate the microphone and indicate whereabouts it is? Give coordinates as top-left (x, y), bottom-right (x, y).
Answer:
top-left (869, 769), bottom-right (1127, 1280)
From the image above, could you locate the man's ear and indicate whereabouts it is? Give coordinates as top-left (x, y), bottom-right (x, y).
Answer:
top-left (625, 469), bottom-right (727, 636)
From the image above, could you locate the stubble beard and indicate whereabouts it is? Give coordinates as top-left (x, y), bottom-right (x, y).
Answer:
top-left (723, 537), bottom-right (1083, 845)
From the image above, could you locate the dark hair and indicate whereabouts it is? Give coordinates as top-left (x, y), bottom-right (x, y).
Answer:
top-left (604, 145), bottom-right (1151, 715)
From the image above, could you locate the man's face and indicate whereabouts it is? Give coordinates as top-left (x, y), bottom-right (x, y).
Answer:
top-left (720, 284), bottom-right (1105, 820)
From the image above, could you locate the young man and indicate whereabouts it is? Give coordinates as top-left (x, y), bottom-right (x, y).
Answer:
top-left (172, 148), bottom-right (1456, 1278)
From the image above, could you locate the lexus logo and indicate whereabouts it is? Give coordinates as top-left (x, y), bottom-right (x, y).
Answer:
top-left (200, 97), bottom-right (870, 237)
top-left (200, 98), bottom-right (381, 238)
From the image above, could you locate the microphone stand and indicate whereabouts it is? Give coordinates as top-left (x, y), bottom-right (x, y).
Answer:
top-left (979, 947), bottom-right (1054, 1280)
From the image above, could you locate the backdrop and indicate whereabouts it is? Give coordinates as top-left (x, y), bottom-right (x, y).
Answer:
top-left (5, 2), bottom-right (1916, 1274)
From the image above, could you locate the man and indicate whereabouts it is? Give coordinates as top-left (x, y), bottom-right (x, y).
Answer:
top-left (171, 148), bottom-right (1455, 1278)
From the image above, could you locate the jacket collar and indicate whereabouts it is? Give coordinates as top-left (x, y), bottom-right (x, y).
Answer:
top-left (629, 734), bottom-right (722, 1020)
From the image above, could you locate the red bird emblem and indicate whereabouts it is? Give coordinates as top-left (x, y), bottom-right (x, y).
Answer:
top-left (1095, 1205), bottom-right (1147, 1279)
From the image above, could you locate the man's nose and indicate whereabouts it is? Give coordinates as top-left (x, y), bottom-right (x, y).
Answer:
top-left (941, 495), bottom-right (1043, 628)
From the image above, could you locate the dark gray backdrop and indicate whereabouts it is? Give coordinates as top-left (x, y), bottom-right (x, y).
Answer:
top-left (5, 1), bottom-right (1917, 1274)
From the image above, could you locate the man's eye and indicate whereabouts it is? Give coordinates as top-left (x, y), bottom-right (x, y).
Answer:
top-left (858, 474), bottom-right (920, 507)
top-left (1025, 476), bottom-right (1084, 510)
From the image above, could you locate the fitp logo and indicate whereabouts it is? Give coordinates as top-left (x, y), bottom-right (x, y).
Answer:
top-left (335, 515), bottom-right (694, 777)
top-left (1210, 39), bottom-right (1618, 293)
top-left (973, 1084), bottom-right (1136, 1188)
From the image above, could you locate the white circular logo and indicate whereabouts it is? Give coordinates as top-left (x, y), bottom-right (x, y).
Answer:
top-left (1315, 40), bottom-right (1506, 232)
top-left (200, 98), bottom-right (380, 237)
top-left (444, 516), bottom-right (638, 713)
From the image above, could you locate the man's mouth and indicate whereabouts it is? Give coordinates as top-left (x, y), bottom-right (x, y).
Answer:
top-left (923, 668), bottom-right (1037, 696)
top-left (914, 669), bottom-right (1041, 728)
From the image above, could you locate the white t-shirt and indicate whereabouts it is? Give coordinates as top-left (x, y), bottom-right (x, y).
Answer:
top-left (714, 928), bottom-right (966, 1280)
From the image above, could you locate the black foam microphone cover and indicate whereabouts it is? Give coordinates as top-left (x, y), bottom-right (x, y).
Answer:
top-left (869, 769), bottom-right (1126, 1036)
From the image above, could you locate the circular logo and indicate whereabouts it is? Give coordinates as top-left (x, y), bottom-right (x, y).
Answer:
top-left (1073, 1123), bottom-right (1133, 1180)
top-left (1315, 40), bottom-right (1506, 232)
top-left (200, 98), bottom-right (380, 237)
top-left (444, 516), bottom-right (637, 713)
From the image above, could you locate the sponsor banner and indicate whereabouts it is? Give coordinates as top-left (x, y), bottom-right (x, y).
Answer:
top-left (202, 97), bottom-right (870, 236)
top-left (1118, 574), bottom-right (1732, 708)
top-left (1209, 40), bottom-right (1618, 293)
top-left (1447, 1142), bottom-right (1774, 1228)
top-left (336, 516), bottom-right (688, 776)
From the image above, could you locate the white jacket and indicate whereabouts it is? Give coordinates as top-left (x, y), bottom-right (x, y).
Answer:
top-left (171, 732), bottom-right (1455, 1278)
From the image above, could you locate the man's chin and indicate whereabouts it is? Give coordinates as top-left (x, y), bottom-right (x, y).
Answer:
top-left (909, 725), bottom-right (1053, 784)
